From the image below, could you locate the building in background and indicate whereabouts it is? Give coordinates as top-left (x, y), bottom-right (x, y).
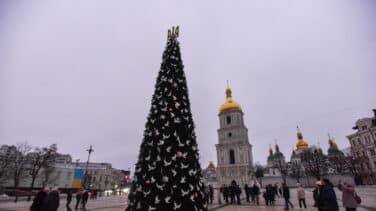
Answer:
top-left (347, 109), bottom-right (376, 184)
top-left (216, 85), bottom-right (254, 187)
top-left (202, 161), bottom-right (217, 188)
top-left (0, 145), bottom-right (129, 192)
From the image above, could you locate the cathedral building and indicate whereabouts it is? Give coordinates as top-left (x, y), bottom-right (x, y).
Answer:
top-left (290, 127), bottom-right (309, 160)
top-left (215, 85), bottom-right (254, 186)
top-left (266, 144), bottom-right (286, 176)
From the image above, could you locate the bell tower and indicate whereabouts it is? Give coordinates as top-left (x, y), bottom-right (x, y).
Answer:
top-left (215, 84), bottom-right (254, 186)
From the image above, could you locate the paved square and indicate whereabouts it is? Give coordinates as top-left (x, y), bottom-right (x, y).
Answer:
top-left (0, 187), bottom-right (375, 211)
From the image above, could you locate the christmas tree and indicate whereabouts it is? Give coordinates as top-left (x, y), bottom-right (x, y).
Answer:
top-left (126, 26), bottom-right (207, 211)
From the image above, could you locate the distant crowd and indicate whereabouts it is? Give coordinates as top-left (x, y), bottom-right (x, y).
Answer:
top-left (215, 178), bottom-right (360, 211)
top-left (30, 186), bottom-right (99, 211)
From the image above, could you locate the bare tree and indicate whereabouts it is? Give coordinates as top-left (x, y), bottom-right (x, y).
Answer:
top-left (343, 155), bottom-right (367, 185)
top-left (10, 142), bottom-right (32, 202)
top-left (328, 154), bottom-right (347, 175)
top-left (300, 149), bottom-right (328, 180)
top-left (27, 144), bottom-right (57, 200)
top-left (289, 161), bottom-right (304, 183)
top-left (0, 145), bottom-right (17, 185)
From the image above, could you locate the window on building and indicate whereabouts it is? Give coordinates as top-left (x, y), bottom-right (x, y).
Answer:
top-left (362, 126), bottom-right (367, 130)
top-left (228, 132), bottom-right (232, 138)
top-left (370, 149), bottom-right (376, 156)
top-left (358, 138), bottom-right (362, 145)
top-left (226, 116), bottom-right (231, 125)
top-left (56, 171), bottom-right (61, 179)
top-left (229, 150), bottom-right (235, 164)
top-left (352, 140), bottom-right (356, 146)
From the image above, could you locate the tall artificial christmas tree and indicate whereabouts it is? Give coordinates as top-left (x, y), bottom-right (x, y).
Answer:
top-left (126, 27), bottom-right (207, 211)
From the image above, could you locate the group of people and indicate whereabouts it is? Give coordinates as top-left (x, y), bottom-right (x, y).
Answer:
top-left (30, 186), bottom-right (60, 211)
top-left (313, 178), bottom-right (360, 211)
top-left (203, 185), bottom-right (214, 204)
top-left (215, 178), bottom-right (360, 211)
top-left (30, 186), bottom-right (93, 211)
top-left (219, 180), bottom-right (244, 205)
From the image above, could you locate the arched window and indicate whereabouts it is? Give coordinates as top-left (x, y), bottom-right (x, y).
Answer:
top-left (229, 150), bottom-right (235, 164)
top-left (226, 116), bottom-right (231, 125)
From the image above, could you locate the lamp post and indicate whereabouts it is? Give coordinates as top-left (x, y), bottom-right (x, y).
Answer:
top-left (83, 145), bottom-right (94, 189)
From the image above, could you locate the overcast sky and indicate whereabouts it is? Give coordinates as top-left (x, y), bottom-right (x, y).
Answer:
top-left (1, 1), bottom-right (375, 170)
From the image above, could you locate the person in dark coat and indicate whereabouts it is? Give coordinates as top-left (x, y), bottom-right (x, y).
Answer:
top-left (208, 185), bottom-right (214, 204)
top-left (244, 184), bottom-right (250, 202)
top-left (66, 190), bottom-right (72, 207)
top-left (249, 185), bottom-right (255, 203)
top-left (318, 179), bottom-right (339, 211)
top-left (222, 184), bottom-right (229, 203)
top-left (252, 182), bottom-right (260, 205)
top-left (282, 183), bottom-right (294, 210)
top-left (41, 186), bottom-right (59, 211)
top-left (75, 189), bottom-right (82, 210)
top-left (82, 190), bottom-right (89, 209)
top-left (229, 181), bottom-right (236, 204)
top-left (30, 187), bottom-right (49, 211)
top-left (267, 184), bottom-right (275, 205)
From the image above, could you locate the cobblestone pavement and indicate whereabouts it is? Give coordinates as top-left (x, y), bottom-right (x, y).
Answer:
top-left (0, 187), bottom-right (375, 211)
top-left (214, 186), bottom-right (376, 211)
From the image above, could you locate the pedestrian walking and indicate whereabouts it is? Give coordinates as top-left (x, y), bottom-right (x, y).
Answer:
top-left (222, 184), bottom-right (229, 203)
top-left (66, 190), bottom-right (72, 207)
top-left (273, 184), bottom-right (279, 198)
top-left (313, 181), bottom-right (321, 207)
top-left (30, 187), bottom-right (49, 211)
top-left (318, 178), bottom-right (339, 211)
top-left (235, 184), bottom-right (241, 205)
top-left (282, 182), bottom-right (294, 210)
top-left (75, 189), bottom-right (82, 210)
top-left (82, 190), bottom-right (89, 210)
top-left (41, 186), bottom-right (59, 211)
top-left (249, 185), bottom-right (255, 203)
top-left (244, 184), bottom-right (250, 202)
top-left (266, 184), bottom-right (275, 205)
top-left (252, 182), bottom-right (260, 205)
top-left (229, 181), bottom-right (236, 204)
top-left (263, 190), bottom-right (268, 206)
top-left (297, 183), bottom-right (307, 209)
top-left (209, 185), bottom-right (214, 204)
top-left (338, 179), bottom-right (358, 211)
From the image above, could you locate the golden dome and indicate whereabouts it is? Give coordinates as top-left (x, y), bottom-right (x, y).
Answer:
top-left (208, 161), bottom-right (215, 168)
top-left (219, 85), bottom-right (241, 113)
top-left (269, 145), bottom-right (273, 156)
top-left (296, 127), bottom-right (309, 150)
top-left (328, 134), bottom-right (338, 149)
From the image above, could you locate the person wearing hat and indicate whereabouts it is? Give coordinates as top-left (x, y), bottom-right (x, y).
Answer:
top-left (282, 182), bottom-right (294, 210)
top-left (318, 179), bottom-right (339, 211)
top-left (30, 186), bottom-right (49, 211)
top-left (338, 179), bottom-right (358, 211)
top-left (41, 186), bottom-right (59, 211)
top-left (313, 181), bottom-right (321, 208)
top-left (297, 183), bottom-right (307, 209)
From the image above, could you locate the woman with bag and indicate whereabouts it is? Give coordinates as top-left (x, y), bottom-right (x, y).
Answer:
top-left (338, 179), bottom-right (359, 211)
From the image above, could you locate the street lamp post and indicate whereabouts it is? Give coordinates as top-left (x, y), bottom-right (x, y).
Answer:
top-left (83, 145), bottom-right (94, 189)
